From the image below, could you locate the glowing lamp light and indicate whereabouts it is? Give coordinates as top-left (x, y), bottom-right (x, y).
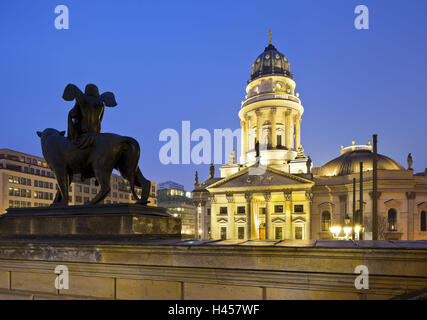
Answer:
top-left (354, 225), bottom-right (361, 234)
top-left (329, 225), bottom-right (341, 236)
top-left (343, 227), bottom-right (352, 235)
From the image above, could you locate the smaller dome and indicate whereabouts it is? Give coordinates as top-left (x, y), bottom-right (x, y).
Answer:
top-left (317, 149), bottom-right (404, 177)
top-left (250, 43), bottom-right (293, 81)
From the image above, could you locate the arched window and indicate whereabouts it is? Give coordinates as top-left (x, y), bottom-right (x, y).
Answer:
top-left (388, 209), bottom-right (397, 231)
top-left (321, 211), bottom-right (331, 231)
top-left (421, 211), bottom-right (427, 232)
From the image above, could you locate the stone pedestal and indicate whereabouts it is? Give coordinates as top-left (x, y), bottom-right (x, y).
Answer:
top-left (0, 203), bottom-right (181, 241)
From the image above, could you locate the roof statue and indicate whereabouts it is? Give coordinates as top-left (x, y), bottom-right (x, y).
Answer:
top-left (408, 153), bottom-right (413, 170)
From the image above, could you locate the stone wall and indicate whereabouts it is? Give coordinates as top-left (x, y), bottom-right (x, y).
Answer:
top-left (0, 240), bottom-right (426, 300)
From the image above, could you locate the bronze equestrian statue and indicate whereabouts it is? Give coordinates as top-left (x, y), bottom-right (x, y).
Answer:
top-left (36, 84), bottom-right (151, 206)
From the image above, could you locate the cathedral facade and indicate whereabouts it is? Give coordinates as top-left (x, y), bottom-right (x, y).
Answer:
top-left (192, 35), bottom-right (427, 242)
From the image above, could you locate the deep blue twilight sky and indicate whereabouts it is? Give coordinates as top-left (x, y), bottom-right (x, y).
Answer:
top-left (1, 1), bottom-right (426, 190)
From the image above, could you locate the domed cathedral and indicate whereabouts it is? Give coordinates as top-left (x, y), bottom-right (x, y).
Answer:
top-left (193, 31), bottom-right (314, 242)
top-left (192, 31), bottom-right (427, 242)
top-left (311, 141), bottom-right (427, 241)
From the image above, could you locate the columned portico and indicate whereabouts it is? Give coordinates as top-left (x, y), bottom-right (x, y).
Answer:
top-left (207, 167), bottom-right (314, 241)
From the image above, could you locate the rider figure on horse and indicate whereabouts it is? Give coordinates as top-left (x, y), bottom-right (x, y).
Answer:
top-left (63, 83), bottom-right (117, 149)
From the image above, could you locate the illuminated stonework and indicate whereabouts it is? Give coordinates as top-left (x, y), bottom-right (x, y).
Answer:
top-left (193, 35), bottom-right (427, 242)
top-left (238, 41), bottom-right (309, 174)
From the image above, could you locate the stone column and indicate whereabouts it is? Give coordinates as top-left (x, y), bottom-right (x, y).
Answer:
top-left (209, 195), bottom-right (217, 239)
top-left (193, 201), bottom-right (199, 240)
top-left (306, 191), bottom-right (313, 240)
top-left (226, 193), bottom-right (234, 240)
top-left (271, 108), bottom-right (277, 148)
top-left (256, 110), bottom-right (262, 145)
top-left (284, 190), bottom-right (292, 239)
top-left (200, 200), bottom-right (206, 240)
top-left (406, 192), bottom-right (416, 240)
top-left (285, 110), bottom-right (291, 150)
top-left (245, 193), bottom-right (252, 240)
top-left (296, 117), bottom-right (301, 150)
top-left (264, 192), bottom-right (271, 240)
top-left (240, 119), bottom-right (247, 158)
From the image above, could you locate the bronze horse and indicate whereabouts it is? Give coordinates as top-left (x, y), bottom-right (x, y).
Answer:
top-left (36, 128), bottom-right (151, 206)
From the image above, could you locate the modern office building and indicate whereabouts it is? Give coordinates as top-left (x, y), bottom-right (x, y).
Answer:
top-left (159, 181), bottom-right (184, 190)
top-left (0, 148), bottom-right (157, 214)
top-left (157, 182), bottom-right (195, 237)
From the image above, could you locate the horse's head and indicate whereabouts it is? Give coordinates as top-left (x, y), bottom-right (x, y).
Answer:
top-left (36, 128), bottom-right (66, 139)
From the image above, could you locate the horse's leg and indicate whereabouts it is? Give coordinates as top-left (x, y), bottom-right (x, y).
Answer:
top-left (134, 167), bottom-right (151, 205)
top-left (90, 167), bottom-right (111, 204)
top-left (55, 169), bottom-right (70, 205)
top-left (52, 189), bottom-right (62, 204)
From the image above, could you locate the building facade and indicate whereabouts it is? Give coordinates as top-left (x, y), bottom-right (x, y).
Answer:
top-left (0, 148), bottom-right (157, 214)
top-left (192, 35), bottom-right (427, 241)
top-left (157, 183), bottom-right (195, 236)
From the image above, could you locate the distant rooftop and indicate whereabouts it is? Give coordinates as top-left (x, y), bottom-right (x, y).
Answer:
top-left (159, 181), bottom-right (184, 190)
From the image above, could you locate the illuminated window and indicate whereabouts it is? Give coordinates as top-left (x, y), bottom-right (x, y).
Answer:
top-left (294, 205), bottom-right (304, 213)
top-left (277, 135), bottom-right (282, 147)
top-left (220, 227), bottom-right (227, 240)
top-left (238, 227), bottom-right (245, 240)
top-left (237, 206), bottom-right (245, 214)
top-left (275, 227), bottom-right (283, 240)
top-left (295, 226), bottom-right (303, 240)
top-left (321, 211), bottom-right (331, 231)
top-left (274, 205), bottom-right (283, 213)
top-left (388, 209), bottom-right (397, 231)
top-left (259, 207), bottom-right (266, 215)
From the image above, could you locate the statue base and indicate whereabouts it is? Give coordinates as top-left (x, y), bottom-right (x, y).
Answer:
top-left (0, 203), bottom-right (181, 241)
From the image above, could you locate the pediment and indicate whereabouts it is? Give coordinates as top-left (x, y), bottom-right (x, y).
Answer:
top-left (417, 202), bottom-right (427, 210)
top-left (272, 217), bottom-right (286, 223)
top-left (207, 166), bottom-right (313, 192)
top-left (235, 217), bottom-right (247, 223)
top-left (384, 199), bottom-right (402, 208)
top-left (217, 218), bottom-right (228, 223)
top-left (318, 202), bottom-right (335, 211)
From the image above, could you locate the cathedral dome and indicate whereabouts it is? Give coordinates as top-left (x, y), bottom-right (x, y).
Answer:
top-left (317, 144), bottom-right (404, 177)
top-left (250, 43), bottom-right (293, 81)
